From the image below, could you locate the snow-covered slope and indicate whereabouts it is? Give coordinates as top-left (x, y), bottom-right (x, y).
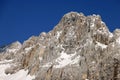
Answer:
top-left (0, 60), bottom-right (35, 80)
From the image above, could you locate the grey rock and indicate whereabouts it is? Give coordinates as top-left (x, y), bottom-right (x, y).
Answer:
top-left (1, 12), bottom-right (120, 80)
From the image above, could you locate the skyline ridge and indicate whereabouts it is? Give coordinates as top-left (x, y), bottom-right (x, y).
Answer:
top-left (0, 0), bottom-right (120, 45)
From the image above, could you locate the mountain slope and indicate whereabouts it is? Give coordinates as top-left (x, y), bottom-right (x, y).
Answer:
top-left (0, 12), bottom-right (120, 80)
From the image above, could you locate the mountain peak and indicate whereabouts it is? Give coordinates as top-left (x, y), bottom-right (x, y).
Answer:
top-left (56, 12), bottom-right (107, 32)
top-left (0, 12), bottom-right (120, 80)
top-left (63, 12), bottom-right (84, 18)
top-left (53, 12), bottom-right (110, 45)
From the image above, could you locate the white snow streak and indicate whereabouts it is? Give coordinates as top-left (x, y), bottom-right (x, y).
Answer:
top-left (116, 37), bottom-right (120, 44)
top-left (43, 51), bottom-right (80, 68)
top-left (96, 42), bottom-right (107, 49)
top-left (109, 32), bottom-right (113, 38)
top-left (39, 57), bottom-right (43, 61)
top-left (0, 60), bottom-right (13, 64)
top-left (25, 47), bottom-right (32, 51)
top-left (55, 51), bottom-right (76, 68)
top-left (90, 18), bottom-right (95, 29)
top-left (25, 46), bottom-right (34, 53)
top-left (56, 31), bottom-right (62, 39)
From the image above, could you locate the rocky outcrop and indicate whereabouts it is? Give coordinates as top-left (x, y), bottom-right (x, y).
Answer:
top-left (0, 41), bottom-right (22, 60)
top-left (1, 12), bottom-right (120, 80)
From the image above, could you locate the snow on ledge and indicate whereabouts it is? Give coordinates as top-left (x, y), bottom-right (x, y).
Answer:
top-left (56, 31), bottom-right (62, 39)
top-left (96, 42), bottom-right (107, 49)
top-left (42, 51), bottom-right (80, 68)
top-left (116, 37), bottom-right (120, 44)
top-left (54, 51), bottom-right (77, 68)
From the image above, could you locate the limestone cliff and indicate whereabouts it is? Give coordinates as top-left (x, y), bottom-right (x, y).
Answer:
top-left (0, 12), bottom-right (120, 80)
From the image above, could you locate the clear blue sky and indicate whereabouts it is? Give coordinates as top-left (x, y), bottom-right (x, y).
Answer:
top-left (0, 0), bottom-right (120, 45)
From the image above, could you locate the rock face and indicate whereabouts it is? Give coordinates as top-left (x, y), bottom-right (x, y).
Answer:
top-left (0, 41), bottom-right (22, 60)
top-left (0, 12), bottom-right (120, 80)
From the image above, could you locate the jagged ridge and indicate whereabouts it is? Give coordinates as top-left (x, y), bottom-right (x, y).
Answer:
top-left (0, 12), bottom-right (120, 80)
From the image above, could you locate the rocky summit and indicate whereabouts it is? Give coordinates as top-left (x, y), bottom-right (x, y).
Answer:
top-left (0, 12), bottom-right (120, 80)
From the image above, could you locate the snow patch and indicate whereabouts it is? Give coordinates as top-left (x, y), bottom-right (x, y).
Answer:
top-left (90, 18), bottom-right (95, 29)
top-left (0, 60), bottom-right (13, 64)
top-left (0, 64), bottom-right (11, 79)
top-left (116, 37), bottom-right (120, 44)
top-left (112, 43), bottom-right (115, 47)
top-left (55, 51), bottom-right (76, 68)
top-left (5, 70), bottom-right (35, 80)
top-left (92, 61), bottom-right (96, 64)
top-left (42, 51), bottom-right (80, 68)
top-left (90, 22), bottom-right (95, 28)
top-left (70, 55), bottom-right (80, 65)
top-left (39, 57), bottom-right (43, 61)
top-left (96, 42), bottom-right (107, 49)
top-left (101, 21), bottom-right (104, 24)
top-left (109, 32), bottom-right (113, 38)
top-left (25, 47), bottom-right (32, 51)
top-left (7, 49), bottom-right (18, 53)
top-left (56, 31), bottom-right (62, 39)
top-left (55, 52), bottom-right (80, 68)
top-left (0, 60), bottom-right (35, 80)
top-left (25, 46), bottom-right (34, 53)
